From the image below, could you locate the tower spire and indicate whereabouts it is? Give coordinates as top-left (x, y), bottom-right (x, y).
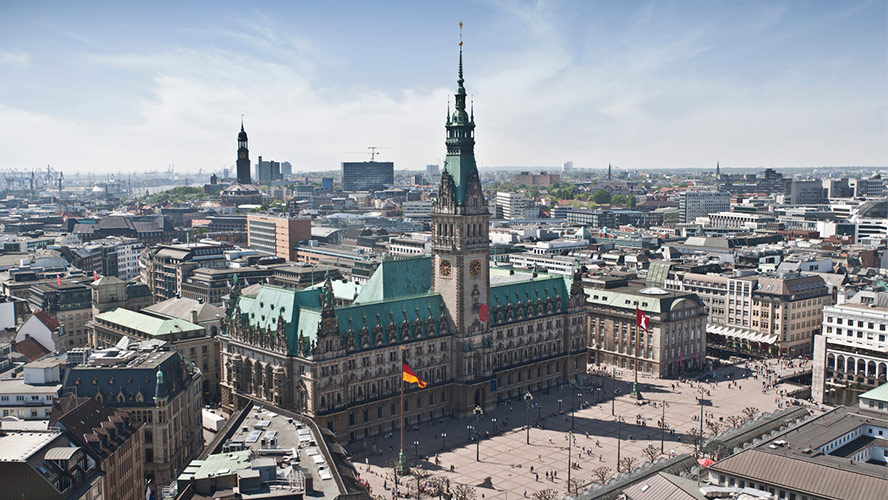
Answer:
top-left (241, 114), bottom-right (244, 131)
top-left (458, 21), bottom-right (464, 86)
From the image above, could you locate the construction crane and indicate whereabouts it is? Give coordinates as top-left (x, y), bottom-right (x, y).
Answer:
top-left (367, 146), bottom-right (389, 162)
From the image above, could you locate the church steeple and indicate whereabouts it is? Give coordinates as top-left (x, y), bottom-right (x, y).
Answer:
top-left (436, 22), bottom-right (484, 215)
top-left (236, 117), bottom-right (251, 185)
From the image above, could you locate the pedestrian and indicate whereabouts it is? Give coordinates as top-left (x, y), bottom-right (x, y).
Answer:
top-left (536, 473), bottom-right (539, 481)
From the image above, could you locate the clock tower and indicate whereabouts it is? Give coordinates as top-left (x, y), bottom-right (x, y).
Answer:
top-left (236, 119), bottom-right (251, 185)
top-left (431, 34), bottom-right (491, 396)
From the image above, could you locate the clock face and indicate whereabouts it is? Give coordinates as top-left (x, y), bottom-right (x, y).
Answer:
top-left (439, 258), bottom-right (452, 278)
top-left (469, 259), bottom-right (482, 278)
top-left (239, 151), bottom-right (246, 159)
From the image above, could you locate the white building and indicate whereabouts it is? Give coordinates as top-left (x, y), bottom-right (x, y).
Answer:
top-left (387, 234), bottom-right (432, 256)
top-left (496, 191), bottom-right (527, 220)
top-left (0, 358), bottom-right (63, 419)
top-left (508, 253), bottom-right (581, 276)
top-left (528, 238), bottom-right (588, 255)
top-left (402, 200), bottom-right (434, 221)
top-left (813, 301), bottom-right (888, 404)
top-left (679, 190), bottom-right (731, 224)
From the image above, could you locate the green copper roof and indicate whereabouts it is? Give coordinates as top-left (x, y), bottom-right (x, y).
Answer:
top-left (489, 275), bottom-right (569, 317)
top-left (860, 382), bottom-right (888, 403)
top-left (96, 308), bottom-right (203, 337)
top-left (235, 281), bottom-right (449, 356)
top-left (354, 256), bottom-right (431, 304)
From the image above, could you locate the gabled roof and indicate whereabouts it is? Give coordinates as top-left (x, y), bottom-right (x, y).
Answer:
top-left (143, 297), bottom-right (223, 323)
top-left (14, 337), bottom-right (50, 361)
top-left (354, 256), bottom-right (431, 304)
top-left (32, 310), bottom-right (61, 331)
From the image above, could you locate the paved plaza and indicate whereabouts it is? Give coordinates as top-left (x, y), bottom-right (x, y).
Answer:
top-left (355, 359), bottom-right (819, 499)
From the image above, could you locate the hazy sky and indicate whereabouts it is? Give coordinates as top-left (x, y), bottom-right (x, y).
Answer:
top-left (1, 0), bottom-right (886, 174)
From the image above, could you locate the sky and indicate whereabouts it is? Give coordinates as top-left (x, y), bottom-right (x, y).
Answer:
top-left (1, 0), bottom-right (886, 175)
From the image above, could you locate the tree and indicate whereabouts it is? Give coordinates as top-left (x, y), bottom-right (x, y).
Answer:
top-left (591, 466), bottom-right (613, 484)
top-left (641, 444), bottom-right (661, 463)
top-left (706, 420), bottom-right (724, 437)
top-left (742, 407), bottom-right (761, 422)
top-left (618, 457), bottom-right (638, 473)
top-left (408, 469), bottom-right (432, 500)
top-left (725, 415), bottom-right (745, 428)
top-left (452, 484), bottom-right (476, 500)
top-left (685, 428), bottom-right (705, 458)
top-left (611, 195), bottom-right (627, 206)
top-left (566, 478), bottom-right (584, 495)
top-left (531, 489), bottom-right (559, 500)
top-left (425, 476), bottom-right (448, 500)
top-left (592, 189), bottom-right (612, 205)
top-left (626, 194), bottom-right (636, 208)
top-left (191, 227), bottom-right (209, 238)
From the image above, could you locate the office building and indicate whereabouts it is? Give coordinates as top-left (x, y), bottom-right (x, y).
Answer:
top-left (426, 164), bottom-right (441, 184)
top-left (256, 156), bottom-right (282, 183)
top-left (790, 179), bottom-right (827, 205)
top-left (321, 177), bottom-right (334, 191)
top-left (585, 277), bottom-right (707, 377)
top-left (247, 214), bottom-right (312, 262)
top-left (813, 301), bottom-right (888, 405)
top-left (91, 305), bottom-right (220, 400)
top-left (181, 266), bottom-right (273, 305)
top-left (678, 190), bottom-right (731, 224)
top-left (562, 161), bottom-right (573, 173)
top-left (513, 171), bottom-right (561, 186)
top-left (495, 191), bottom-right (527, 220)
top-left (62, 339), bottom-right (203, 496)
top-left (669, 271), bottom-right (831, 356)
top-left (140, 241), bottom-right (233, 302)
top-left (340, 161), bottom-right (394, 191)
top-left (50, 397), bottom-right (145, 500)
top-left (824, 178), bottom-right (853, 199)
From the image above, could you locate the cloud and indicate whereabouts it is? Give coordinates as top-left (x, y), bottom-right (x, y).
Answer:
top-left (0, 2), bottom-right (885, 173)
top-left (0, 49), bottom-right (29, 65)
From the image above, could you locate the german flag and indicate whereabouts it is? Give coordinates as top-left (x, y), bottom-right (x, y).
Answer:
top-left (402, 362), bottom-right (427, 388)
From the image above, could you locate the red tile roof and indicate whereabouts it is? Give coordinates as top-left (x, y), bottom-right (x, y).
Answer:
top-left (32, 310), bottom-right (61, 331)
top-left (14, 337), bottom-right (50, 361)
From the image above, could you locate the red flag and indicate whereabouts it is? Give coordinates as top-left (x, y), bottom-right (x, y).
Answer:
top-left (479, 303), bottom-right (489, 322)
top-left (56, 275), bottom-right (61, 286)
top-left (93, 271), bottom-right (98, 281)
top-left (636, 308), bottom-right (650, 332)
top-left (402, 363), bottom-right (427, 388)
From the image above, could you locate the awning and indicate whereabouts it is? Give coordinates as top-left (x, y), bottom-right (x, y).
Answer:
top-left (707, 324), bottom-right (777, 345)
top-left (44, 447), bottom-right (80, 461)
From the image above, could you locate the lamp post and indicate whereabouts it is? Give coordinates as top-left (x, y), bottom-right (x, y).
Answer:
top-left (490, 417), bottom-right (497, 433)
top-left (523, 391), bottom-right (533, 445)
top-left (567, 383), bottom-right (581, 490)
top-left (413, 440), bottom-right (420, 460)
top-left (536, 402), bottom-right (541, 422)
top-left (557, 398), bottom-right (563, 413)
top-left (616, 415), bottom-right (624, 471)
top-left (611, 366), bottom-right (616, 416)
top-left (660, 400), bottom-right (670, 453)
top-left (473, 405), bottom-right (483, 462)
top-left (698, 386), bottom-right (706, 435)
top-left (441, 432), bottom-right (447, 450)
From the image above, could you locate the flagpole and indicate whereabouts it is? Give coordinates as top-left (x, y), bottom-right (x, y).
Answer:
top-left (398, 345), bottom-right (407, 474)
top-left (632, 306), bottom-right (643, 400)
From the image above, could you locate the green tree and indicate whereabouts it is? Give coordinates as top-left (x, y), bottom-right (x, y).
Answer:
top-left (592, 189), bottom-right (612, 205)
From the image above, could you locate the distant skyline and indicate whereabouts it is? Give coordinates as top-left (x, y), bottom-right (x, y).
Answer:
top-left (1, 0), bottom-right (886, 174)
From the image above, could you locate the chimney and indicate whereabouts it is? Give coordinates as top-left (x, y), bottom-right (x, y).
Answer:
top-left (191, 309), bottom-right (198, 324)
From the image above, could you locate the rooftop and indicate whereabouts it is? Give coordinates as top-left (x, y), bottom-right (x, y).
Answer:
top-left (0, 430), bottom-right (61, 462)
top-left (95, 307), bottom-right (204, 338)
